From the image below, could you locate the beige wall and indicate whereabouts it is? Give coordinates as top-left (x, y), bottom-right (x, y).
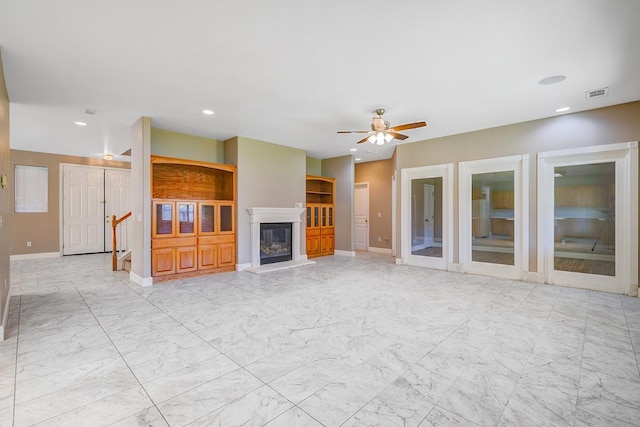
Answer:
top-left (306, 156), bottom-right (321, 176)
top-left (151, 128), bottom-right (224, 162)
top-left (395, 101), bottom-right (640, 271)
top-left (228, 136), bottom-right (306, 265)
top-left (354, 159), bottom-right (393, 249)
top-left (0, 51), bottom-right (11, 339)
top-left (9, 150), bottom-right (130, 256)
top-left (322, 156), bottom-right (354, 253)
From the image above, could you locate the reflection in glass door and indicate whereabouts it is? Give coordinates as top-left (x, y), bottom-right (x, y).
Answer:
top-left (411, 177), bottom-right (443, 258)
top-left (401, 164), bottom-right (453, 270)
top-left (471, 171), bottom-right (515, 265)
top-left (553, 163), bottom-right (615, 276)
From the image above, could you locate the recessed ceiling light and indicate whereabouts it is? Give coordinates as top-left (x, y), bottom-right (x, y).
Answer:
top-left (350, 148), bottom-right (357, 152)
top-left (355, 158), bottom-right (361, 161)
top-left (538, 75), bottom-right (567, 85)
top-left (555, 106), bottom-right (570, 113)
top-left (202, 109), bottom-right (214, 115)
top-left (74, 121), bottom-right (87, 126)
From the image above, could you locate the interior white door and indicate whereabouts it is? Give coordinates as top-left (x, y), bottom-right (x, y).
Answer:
top-left (354, 183), bottom-right (369, 251)
top-left (423, 184), bottom-right (434, 247)
top-left (63, 165), bottom-right (105, 255)
top-left (104, 169), bottom-right (131, 252)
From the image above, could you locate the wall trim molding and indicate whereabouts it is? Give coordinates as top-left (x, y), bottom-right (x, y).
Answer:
top-left (522, 271), bottom-right (545, 284)
top-left (10, 252), bottom-right (60, 261)
top-left (448, 263), bottom-right (465, 273)
top-left (334, 250), bottom-right (356, 257)
top-left (0, 294), bottom-right (10, 342)
top-left (236, 263), bottom-right (251, 271)
top-left (368, 247), bottom-right (392, 255)
top-left (129, 271), bottom-right (153, 287)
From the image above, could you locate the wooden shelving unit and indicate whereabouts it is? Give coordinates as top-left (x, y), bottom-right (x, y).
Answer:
top-left (306, 175), bottom-right (335, 258)
top-left (151, 156), bottom-right (236, 280)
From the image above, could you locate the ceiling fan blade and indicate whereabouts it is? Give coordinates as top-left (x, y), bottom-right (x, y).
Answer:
top-left (356, 136), bottom-right (371, 144)
top-left (387, 132), bottom-right (409, 140)
top-left (389, 121), bottom-right (427, 132)
top-left (337, 130), bottom-right (371, 134)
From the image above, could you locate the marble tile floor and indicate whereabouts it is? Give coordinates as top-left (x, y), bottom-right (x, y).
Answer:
top-left (1, 252), bottom-right (639, 426)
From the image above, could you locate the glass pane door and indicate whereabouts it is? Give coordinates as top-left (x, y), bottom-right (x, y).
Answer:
top-left (471, 171), bottom-right (514, 265)
top-left (154, 202), bottom-right (174, 237)
top-left (410, 177), bottom-right (443, 258)
top-left (554, 162), bottom-right (615, 276)
top-left (199, 203), bottom-right (216, 234)
top-left (177, 202), bottom-right (195, 235)
top-left (219, 204), bottom-right (234, 233)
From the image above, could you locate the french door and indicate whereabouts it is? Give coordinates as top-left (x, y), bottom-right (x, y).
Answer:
top-left (538, 142), bottom-right (638, 294)
top-left (401, 163), bottom-right (454, 269)
top-left (62, 165), bottom-right (131, 255)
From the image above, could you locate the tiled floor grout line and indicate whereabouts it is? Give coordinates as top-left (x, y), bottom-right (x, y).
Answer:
top-left (74, 287), bottom-right (172, 427)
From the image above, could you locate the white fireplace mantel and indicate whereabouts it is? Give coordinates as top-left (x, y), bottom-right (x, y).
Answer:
top-left (247, 207), bottom-right (314, 272)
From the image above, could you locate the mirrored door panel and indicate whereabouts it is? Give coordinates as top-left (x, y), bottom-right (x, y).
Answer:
top-left (410, 177), bottom-right (443, 258)
top-left (553, 162), bottom-right (615, 276)
top-left (471, 171), bottom-right (515, 265)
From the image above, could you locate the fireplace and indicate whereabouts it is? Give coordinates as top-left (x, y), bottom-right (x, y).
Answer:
top-left (247, 207), bottom-right (314, 272)
top-left (260, 223), bottom-right (292, 265)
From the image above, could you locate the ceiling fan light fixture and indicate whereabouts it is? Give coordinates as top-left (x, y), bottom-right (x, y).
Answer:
top-left (368, 135), bottom-right (377, 144)
top-left (376, 132), bottom-right (385, 145)
top-left (384, 133), bottom-right (393, 143)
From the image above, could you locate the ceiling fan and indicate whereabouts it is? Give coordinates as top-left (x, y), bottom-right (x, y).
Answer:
top-left (337, 108), bottom-right (427, 145)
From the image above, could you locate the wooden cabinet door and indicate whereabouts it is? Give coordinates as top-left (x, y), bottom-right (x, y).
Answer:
top-left (321, 232), bottom-right (334, 254)
top-left (218, 243), bottom-right (235, 267)
top-left (176, 202), bottom-right (197, 236)
top-left (307, 235), bottom-right (321, 254)
top-left (152, 201), bottom-right (176, 238)
top-left (152, 248), bottom-right (175, 276)
top-left (219, 203), bottom-right (235, 234)
top-left (198, 244), bottom-right (218, 270)
top-left (176, 246), bottom-right (197, 273)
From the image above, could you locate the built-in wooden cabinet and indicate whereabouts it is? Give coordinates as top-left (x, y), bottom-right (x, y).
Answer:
top-left (306, 176), bottom-right (335, 258)
top-left (151, 156), bottom-right (236, 280)
top-left (491, 218), bottom-right (514, 240)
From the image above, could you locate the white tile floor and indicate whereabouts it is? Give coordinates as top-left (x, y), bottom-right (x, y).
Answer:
top-left (1, 252), bottom-right (639, 426)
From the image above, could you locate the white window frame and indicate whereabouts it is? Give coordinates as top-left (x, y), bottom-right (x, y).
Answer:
top-left (401, 163), bottom-right (454, 270)
top-left (537, 142), bottom-right (638, 295)
top-left (459, 154), bottom-right (530, 280)
top-left (14, 165), bottom-right (48, 213)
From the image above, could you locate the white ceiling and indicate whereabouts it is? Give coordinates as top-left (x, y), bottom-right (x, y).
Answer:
top-left (1, 1), bottom-right (639, 163)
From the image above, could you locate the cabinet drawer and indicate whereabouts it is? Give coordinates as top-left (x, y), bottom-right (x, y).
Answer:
top-left (306, 228), bottom-right (321, 236)
top-left (152, 237), bottom-right (197, 248)
top-left (198, 235), bottom-right (235, 245)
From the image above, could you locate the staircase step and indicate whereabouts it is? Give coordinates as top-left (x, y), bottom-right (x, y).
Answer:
top-left (123, 259), bottom-right (131, 272)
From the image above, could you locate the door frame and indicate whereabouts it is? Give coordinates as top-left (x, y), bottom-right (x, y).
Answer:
top-left (423, 183), bottom-right (435, 247)
top-left (401, 163), bottom-right (454, 270)
top-left (354, 182), bottom-right (369, 251)
top-left (59, 164), bottom-right (131, 255)
top-left (537, 141), bottom-right (638, 295)
top-left (459, 154), bottom-right (529, 280)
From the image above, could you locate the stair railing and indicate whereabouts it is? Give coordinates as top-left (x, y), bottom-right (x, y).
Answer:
top-left (112, 211), bottom-right (132, 271)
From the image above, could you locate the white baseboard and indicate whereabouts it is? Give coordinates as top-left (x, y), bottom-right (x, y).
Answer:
top-left (0, 294), bottom-right (10, 342)
top-left (237, 263), bottom-right (251, 271)
top-left (11, 252), bottom-right (60, 261)
top-left (368, 247), bottom-right (392, 255)
top-left (448, 263), bottom-right (465, 273)
top-left (334, 250), bottom-right (356, 257)
top-left (522, 271), bottom-right (545, 284)
top-left (129, 271), bottom-right (153, 287)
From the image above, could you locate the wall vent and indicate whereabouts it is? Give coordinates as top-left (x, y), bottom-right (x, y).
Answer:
top-left (586, 87), bottom-right (608, 100)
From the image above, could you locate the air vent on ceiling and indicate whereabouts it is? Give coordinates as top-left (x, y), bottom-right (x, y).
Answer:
top-left (586, 87), bottom-right (608, 100)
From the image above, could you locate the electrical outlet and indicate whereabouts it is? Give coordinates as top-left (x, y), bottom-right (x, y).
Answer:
top-left (27, 241), bottom-right (32, 247)
top-left (378, 212), bottom-right (382, 218)
top-left (377, 237), bottom-right (382, 242)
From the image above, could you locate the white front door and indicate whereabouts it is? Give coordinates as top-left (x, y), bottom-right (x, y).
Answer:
top-left (104, 169), bottom-right (131, 252)
top-left (354, 183), bottom-right (369, 251)
top-left (423, 184), bottom-right (434, 247)
top-left (63, 165), bottom-right (105, 255)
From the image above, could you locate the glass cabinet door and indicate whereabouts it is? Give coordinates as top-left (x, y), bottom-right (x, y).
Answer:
top-left (306, 206), bottom-right (312, 228)
top-left (219, 203), bottom-right (234, 234)
top-left (199, 203), bottom-right (216, 234)
top-left (326, 206), bottom-right (334, 228)
top-left (177, 202), bottom-right (196, 235)
top-left (313, 205), bottom-right (319, 227)
top-left (153, 201), bottom-right (175, 237)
